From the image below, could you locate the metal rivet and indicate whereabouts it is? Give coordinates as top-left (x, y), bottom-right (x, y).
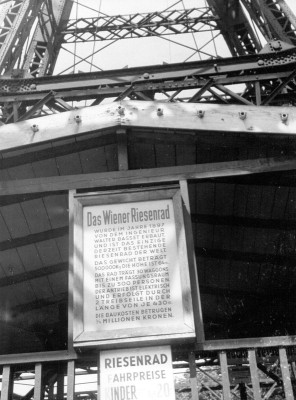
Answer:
top-left (31, 124), bottom-right (39, 132)
top-left (239, 111), bottom-right (247, 120)
top-left (197, 110), bottom-right (205, 118)
top-left (157, 108), bottom-right (163, 116)
top-left (118, 106), bottom-right (125, 115)
top-left (74, 115), bottom-right (81, 123)
top-left (143, 73), bottom-right (150, 79)
top-left (281, 113), bottom-right (288, 122)
top-left (271, 41), bottom-right (281, 51)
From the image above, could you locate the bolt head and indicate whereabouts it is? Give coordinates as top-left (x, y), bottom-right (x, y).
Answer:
top-left (118, 106), bottom-right (125, 115)
top-left (270, 41), bottom-right (281, 51)
top-left (281, 113), bottom-right (288, 122)
top-left (239, 111), bottom-right (247, 120)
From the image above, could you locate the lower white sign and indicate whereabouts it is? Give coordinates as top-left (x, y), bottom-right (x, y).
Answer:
top-left (100, 346), bottom-right (176, 400)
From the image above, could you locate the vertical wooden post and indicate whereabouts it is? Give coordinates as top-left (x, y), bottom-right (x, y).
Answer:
top-left (34, 363), bottom-right (44, 400)
top-left (179, 179), bottom-right (205, 343)
top-left (279, 348), bottom-right (294, 400)
top-left (68, 190), bottom-right (76, 349)
top-left (248, 349), bottom-right (261, 400)
top-left (117, 128), bottom-right (128, 171)
top-left (219, 351), bottom-right (231, 400)
top-left (189, 352), bottom-right (199, 400)
top-left (1, 366), bottom-right (13, 400)
top-left (67, 360), bottom-right (75, 400)
top-left (57, 366), bottom-right (64, 400)
top-left (97, 352), bottom-right (101, 400)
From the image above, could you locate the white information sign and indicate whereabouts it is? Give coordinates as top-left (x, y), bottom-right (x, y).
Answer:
top-left (83, 199), bottom-right (183, 331)
top-left (72, 187), bottom-right (196, 346)
top-left (100, 346), bottom-right (176, 400)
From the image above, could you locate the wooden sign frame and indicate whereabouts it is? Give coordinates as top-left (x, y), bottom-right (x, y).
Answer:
top-left (71, 185), bottom-right (196, 348)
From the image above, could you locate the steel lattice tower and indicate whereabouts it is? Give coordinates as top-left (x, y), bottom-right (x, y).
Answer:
top-left (0, 0), bottom-right (295, 122)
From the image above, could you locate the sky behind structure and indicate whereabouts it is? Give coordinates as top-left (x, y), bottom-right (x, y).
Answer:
top-left (57, 0), bottom-right (229, 73)
top-left (72, 0), bottom-right (296, 15)
top-left (53, 0), bottom-right (296, 74)
top-left (0, 1), bottom-right (295, 74)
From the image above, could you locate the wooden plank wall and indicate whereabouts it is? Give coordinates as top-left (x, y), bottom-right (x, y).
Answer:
top-left (0, 347), bottom-right (295, 399)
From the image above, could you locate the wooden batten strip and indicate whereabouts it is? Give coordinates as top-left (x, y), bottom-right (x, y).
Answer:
top-left (189, 352), bottom-right (199, 400)
top-left (219, 351), bottom-right (232, 400)
top-left (279, 348), bottom-right (294, 400)
top-left (34, 363), bottom-right (43, 400)
top-left (67, 360), bottom-right (76, 400)
top-left (196, 336), bottom-right (296, 351)
top-left (1, 157), bottom-right (296, 196)
top-left (248, 349), bottom-right (261, 400)
top-left (1, 365), bottom-right (13, 400)
top-left (97, 353), bottom-right (101, 400)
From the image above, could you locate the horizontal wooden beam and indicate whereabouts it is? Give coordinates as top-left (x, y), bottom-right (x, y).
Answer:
top-left (0, 101), bottom-right (296, 152)
top-left (1, 156), bottom-right (296, 195)
top-left (1, 171), bottom-right (296, 208)
top-left (196, 247), bottom-right (296, 268)
top-left (0, 226), bottom-right (68, 251)
top-left (200, 284), bottom-right (296, 301)
top-left (1, 170), bottom-right (295, 207)
top-left (196, 335), bottom-right (296, 351)
top-left (200, 170), bottom-right (296, 187)
top-left (13, 292), bottom-right (67, 313)
top-left (193, 213), bottom-right (296, 230)
top-left (0, 102), bottom-right (119, 151)
top-left (0, 262), bottom-right (67, 287)
top-left (0, 191), bottom-right (67, 206)
top-left (0, 350), bottom-right (78, 366)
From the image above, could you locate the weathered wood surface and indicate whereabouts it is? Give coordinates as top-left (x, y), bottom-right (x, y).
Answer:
top-left (0, 350), bottom-right (78, 365)
top-left (1, 365), bottom-right (12, 400)
top-left (67, 360), bottom-right (76, 400)
top-left (34, 363), bottom-right (43, 400)
top-left (248, 349), bottom-right (261, 400)
top-left (219, 352), bottom-right (232, 400)
top-left (1, 156), bottom-right (296, 195)
top-left (0, 101), bottom-right (296, 151)
top-left (196, 335), bottom-right (296, 351)
top-left (279, 347), bottom-right (294, 400)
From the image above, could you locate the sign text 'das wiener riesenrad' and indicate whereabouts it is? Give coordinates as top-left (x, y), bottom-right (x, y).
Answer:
top-left (83, 199), bottom-right (183, 331)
